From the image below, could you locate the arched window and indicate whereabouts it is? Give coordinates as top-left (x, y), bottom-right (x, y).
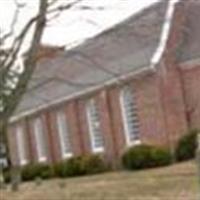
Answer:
top-left (56, 111), bottom-right (72, 159)
top-left (16, 125), bottom-right (28, 165)
top-left (120, 86), bottom-right (140, 146)
top-left (86, 99), bottom-right (104, 153)
top-left (33, 118), bottom-right (47, 162)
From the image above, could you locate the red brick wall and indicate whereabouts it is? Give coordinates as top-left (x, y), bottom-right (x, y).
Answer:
top-left (107, 86), bottom-right (126, 158)
top-left (7, 66), bottom-right (193, 167)
top-left (77, 98), bottom-right (92, 155)
top-left (43, 109), bottom-right (61, 163)
top-left (65, 101), bottom-right (84, 156)
top-left (133, 74), bottom-right (168, 147)
top-left (156, 62), bottom-right (189, 147)
top-left (96, 90), bottom-right (117, 165)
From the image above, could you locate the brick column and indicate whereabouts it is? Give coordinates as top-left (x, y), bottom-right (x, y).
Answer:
top-left (107, 86), bottom-right (126, 158)
top-left (7, 125), bottom-right (18, 166)
top-left (77, 99), bottom-right (91, 155)
top-left (66, 101), bottom-right (83, 156)
top-left (25, 118), bottom-right (35, 163)
top-left (44, 110), bottom-right (58, 163)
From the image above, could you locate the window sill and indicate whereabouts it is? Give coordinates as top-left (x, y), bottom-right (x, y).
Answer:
top-left (127, 140), bottom-right (141, 147)
top-left (38, 157), bottom-right (47, 163)
top-left (20, 160), bottom-right (28, 166)
top-left (92, 147), bottom-right (104, 153)
top-left (62, 153), bottom-right (73, 159)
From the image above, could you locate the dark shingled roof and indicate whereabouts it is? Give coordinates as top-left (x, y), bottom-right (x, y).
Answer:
top-left (178, 0), bottom-right (200, 61)
top-left (14, 0), bottom-right (200, 118)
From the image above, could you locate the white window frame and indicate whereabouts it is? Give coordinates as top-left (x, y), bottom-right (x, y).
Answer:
top-left (16, 125), bottom-right (28, 166)
top-left (120, 86), bottom-right (141, 147)
top-left (86, 99), bottom-right (104, 153)
top-left (56, 111), bottom-right (72, 159)
top-left (33, 118), bottom-right (47, 162)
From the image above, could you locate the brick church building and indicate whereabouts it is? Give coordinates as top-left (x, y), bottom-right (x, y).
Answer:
top-left (8, 0), bottom-right (200, 166)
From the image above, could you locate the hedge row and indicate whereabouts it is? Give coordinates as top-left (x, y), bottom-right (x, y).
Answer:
top-left (4, 154), bottom-right (108, 183)
top-left (3, 129), bottom-right (199, 182)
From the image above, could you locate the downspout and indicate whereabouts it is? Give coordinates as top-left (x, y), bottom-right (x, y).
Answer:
top-left (177, 67), bottom-right (191, 129)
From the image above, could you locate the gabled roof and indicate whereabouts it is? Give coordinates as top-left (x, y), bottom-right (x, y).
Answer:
top-left (14, 1), bottom-right (167, 118)
top-left (13, 0), bottom-right (200, 120)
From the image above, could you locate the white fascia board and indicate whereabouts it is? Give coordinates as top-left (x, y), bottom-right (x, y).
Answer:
top-left (150, 0), bottom-right (180, 69)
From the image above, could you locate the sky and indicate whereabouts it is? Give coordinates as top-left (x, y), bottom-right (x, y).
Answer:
top-left (0, 0), bottom-right (159, 48)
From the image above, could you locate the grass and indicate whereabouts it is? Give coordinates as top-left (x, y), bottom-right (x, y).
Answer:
top-left (1, 161), bottom-right (199, 200)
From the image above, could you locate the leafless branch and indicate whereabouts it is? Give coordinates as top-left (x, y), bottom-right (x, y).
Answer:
top-left (1, 0), bottom-right (26, 43)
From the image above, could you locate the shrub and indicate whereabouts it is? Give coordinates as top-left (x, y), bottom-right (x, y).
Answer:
top-left (82, 155), bottom-right (107, 174)
top-left (175, 129), bottom-right (198, 162)
top-left (53, 155), bottom-right (107, 178)
top-left (122, 144), bottom-right (172, 170)
top-left (63, 156), bottom-right (86, 177)
top-left (3, 169), bottom-right (11, 184)
top-left (3, 156), bottom-right (107, 182)
top-left (54, 156), bottom-right (86, 178)
top-left (53, 161), bottom-right (68, 178)
top-left (21, 163), bottom-right (53, 181)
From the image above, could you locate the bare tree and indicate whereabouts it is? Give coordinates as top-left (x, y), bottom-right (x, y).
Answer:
top-left (0, 0), bottom-right (106, 184)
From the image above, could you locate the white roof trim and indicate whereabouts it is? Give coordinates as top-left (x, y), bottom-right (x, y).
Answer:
top-left (150, 0), bottom-right (180, 69)
top-left (10, 65), bottom-right (152, 123)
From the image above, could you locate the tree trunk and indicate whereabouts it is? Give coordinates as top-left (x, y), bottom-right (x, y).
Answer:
top-left (0, 0), bottom-right (48, 185)
top-left (0, 118), bottom-right (10, 186)
top-left (197, 133), bottom-right (200, 195)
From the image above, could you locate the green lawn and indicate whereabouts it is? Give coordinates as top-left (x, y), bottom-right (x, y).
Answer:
top-left (1, 161), bottom-right (199, 200)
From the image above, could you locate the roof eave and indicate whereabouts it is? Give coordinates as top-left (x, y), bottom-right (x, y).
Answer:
top-left (10, 65), bottom-right (154, 123)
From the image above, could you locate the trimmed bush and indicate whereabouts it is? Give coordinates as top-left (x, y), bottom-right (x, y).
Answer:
top-left (175, 129), bottom-right (198, 162)
top-left (21, 163), bottom-right (53, 181)
top-left (122, 144), bottom-right (172, 170)
top-left (54, 156), bottom-right (86, 178)
top-left (3, 169), bottom-right (11, 184)
top-left (63, 156), bottom-right (86, 177)
top-left (82, 155), bottom-right (107, 174)
top-left (53, 155), bottom-right (107, 178)
top-left (2, 155), bottom-right (107, 182)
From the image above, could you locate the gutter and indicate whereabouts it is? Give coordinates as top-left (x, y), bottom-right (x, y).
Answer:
top-left (10, 0), bottom-right (180, 123)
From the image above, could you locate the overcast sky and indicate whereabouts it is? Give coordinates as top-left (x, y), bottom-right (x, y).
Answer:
top-left (0, 0), bottom-right (159, 48)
